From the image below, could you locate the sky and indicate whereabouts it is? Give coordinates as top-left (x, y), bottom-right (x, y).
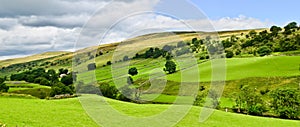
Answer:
top-left (0, 0), bottom-right (299, 60)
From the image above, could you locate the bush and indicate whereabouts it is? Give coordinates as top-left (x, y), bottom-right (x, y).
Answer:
top-left (61, 74), bottom-right (73, 86)
top-left (98, 82), bottom-right (118, 99)
top-left (225, 50), bottom-right (234, 58)
top-left (0, 83), bottom-right (9, 93)
top-left (257, 46), bottom-right (272, 56)
top-left (50, 82), bottom-right (74, 97)
top-left (248, 103), bottom-right (266, 116)
top-left (270, 88), bottom-right (300, 119)
top-left (40, 78), bottom-right (50, 86)
top-left (0, 78), bottom-right (9, 92)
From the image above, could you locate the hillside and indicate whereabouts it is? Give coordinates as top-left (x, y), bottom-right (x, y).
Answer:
top-left (0, 51), bottom-right (70, 67)
top-left (0, 25), bottom-right (300, 126)
top-left (0, 94), bottom-right (298, 127)
top-left (0, 29), bottom-right (265, 71)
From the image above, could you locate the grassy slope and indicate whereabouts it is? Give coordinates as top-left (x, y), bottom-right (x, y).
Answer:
top-left (78, 56), bottom-right (300, 83)
top-left (0, 95), bottom-right (298, 127)
top-left (0, 96), bottom-right (98, 127)
top-left (167, 56), bottom-right (300, 82)
top-left (6, 81), bottom-right (50, 92)
top-left (0, 51), bottom-right (69, 67)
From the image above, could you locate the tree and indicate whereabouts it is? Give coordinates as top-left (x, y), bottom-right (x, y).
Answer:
top-left (106, 61), bottom-right (112, 65)
top-left (270, 26), bottom-right (282, 36)
top-left (61, 74), bottom-right (73, 86)
top-left (0, 78), bottom-right (9, 92)
top-left (50, 82), bottom-right (74, 97)
top-left (47, 69), bottom-right (59, 83)
top-left (153, 48), bottom-right (162, 58)
top-left (59, 68), bottom-right (68, 75)
top-left (257, 46), bottom-right (272, 56)
top-left (145, 48), bottom-right (154, 58)
top-left (248, 30), bottom-right (257, 38)
top-left (225, 50), bottom-right (234, 58)
top-left (99, 82), bottom-right (118, 99)
top-left (164, 60), bottom-right (176, 74)
top-left (88, 63), bottom-right (96, 70)
top-left (128, 67), bottom-right (138, 76)
top-left (234, 85), bottom-right (266, 115)
top-left (40, 78), bottom-right (51, 86)
top-left (270, 88), bottom-right (300, 119)
top-left (284, 22), bottom-right (298, 31)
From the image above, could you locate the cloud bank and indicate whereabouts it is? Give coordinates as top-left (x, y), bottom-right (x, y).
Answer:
top-left (0, 0), bottom-right (272, 60)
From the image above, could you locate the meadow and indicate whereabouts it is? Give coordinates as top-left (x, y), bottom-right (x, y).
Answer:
top-left (0, 94), bottom-right (299, 127)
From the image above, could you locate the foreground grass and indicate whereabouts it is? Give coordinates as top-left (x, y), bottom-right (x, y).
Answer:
top-left (1, 95), bottom-right (299, 127)
top-left (0, 96), bottom-right (98, 127)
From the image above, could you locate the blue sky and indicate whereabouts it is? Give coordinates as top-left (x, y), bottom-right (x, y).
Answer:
top-left (191, 0), bottom-right (300, 26)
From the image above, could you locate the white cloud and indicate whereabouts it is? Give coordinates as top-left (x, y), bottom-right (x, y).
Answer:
top-left (0, 0), bottom-right (273, 60)
top-left (211, 15), bottom-right (272, 31)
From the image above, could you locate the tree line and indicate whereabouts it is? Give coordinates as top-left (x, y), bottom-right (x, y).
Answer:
top-left (194, 85), bottom-right (300, 120)
top-left (10, 68), bottom-right (75, 97)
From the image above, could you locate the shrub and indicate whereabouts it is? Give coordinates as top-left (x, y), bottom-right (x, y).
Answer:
top-left (270, 88), bottom-right (300, 119)
top-left (248, 103), bottom-right (266, 116)
top-left (98, 82), bottom-right (118, 99)
top-left (61, 74), bottom-right (73, 86)
top-left (50, 82), bottom-right (74, 97)
top-left (257, 46), bottom-right (272, 56)
top-left (225, 50), bottom-right (234, 58)
top-left (40, 78), bottom-right (50, 86)
top-left (0, 78), bottom-right (9, 92)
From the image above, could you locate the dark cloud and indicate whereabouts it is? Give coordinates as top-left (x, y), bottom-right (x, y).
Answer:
top-left (0, 0), bottom-right (107, 17)
top-left (18, 15), bottom-right (89, 28)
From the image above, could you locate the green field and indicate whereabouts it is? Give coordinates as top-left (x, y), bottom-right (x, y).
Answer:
top-left (167, 56), bottom-right (300, 82)
top-left (6, 81), bottom-right (50, 92)
top-left (77, 56), bottom-right (300, 83)
top-left (0, 95), bottom-right (299, 127)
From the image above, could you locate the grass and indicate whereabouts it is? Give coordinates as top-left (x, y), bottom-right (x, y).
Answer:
top-left (6, 81), bottom-right (50, 92)
top-left (5, 81), bottom-right (51, 98)
top-left (76, 56), bottom-right (300, 84)
top-left (0, 96), bottom-right (98, 127)
top-left (0, 51), bottom-right (69, 67)
top-left (1, 94), bottom-right (298, 127)
top-left (167, 56), bottom-right (300, 82)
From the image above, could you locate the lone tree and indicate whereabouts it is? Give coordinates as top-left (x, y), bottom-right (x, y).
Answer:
top-left (164, 60), bottom-right (176, 74)
top-left (128, 67), bottom-right (138, 76)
